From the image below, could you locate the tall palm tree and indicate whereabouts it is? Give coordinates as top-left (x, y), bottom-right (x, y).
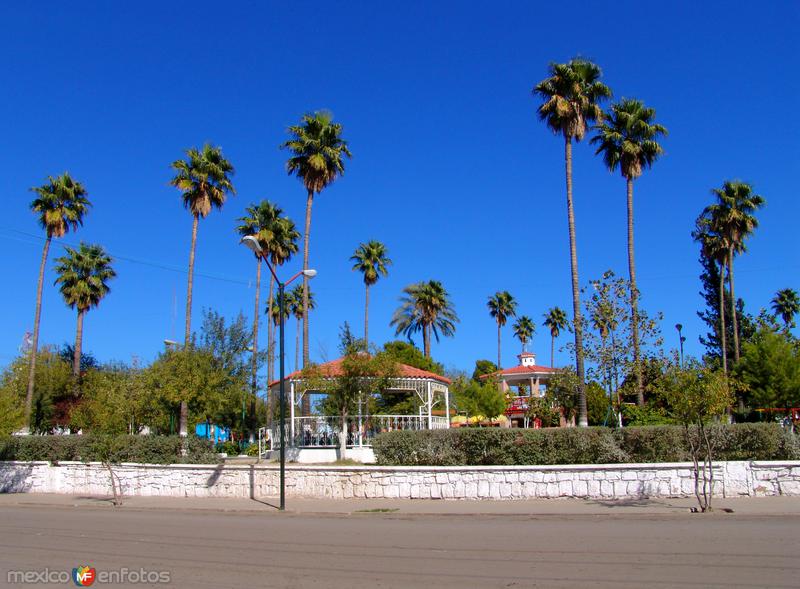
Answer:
top-left (286, 284), bottom-right (315, 373)
top-left (53, 243), bottom-right (115, 377)
top-left (513, 316), bottom-right (535, 354)
top-left (534, 58), bottom-right (611, 427)
top-left (350, 240), bottom-right (392, 346)
top-left (772, 288), bottom-right (799, 331)
top-left (236, 202), bottom-right (299, 394)
top-left (390, 280), bottom-right (458, 359)
top-left (543, 307), bottom-right (568, 368)
top-left (591, 98), bottom-right (667, 406)
top-left (171, 144), bottom-right (234, 436)
top-left (281, 111), bottom-right (351, 369)
top-left (26, 173), bottom-right (90, 425)
top-left (693, 216), bottom-right (730, 373)
top-left (487, 291), bottom-right (517, 369)
top-left (171, 144), bottom-right (235, 346)
top-left (704, 181), bottom-right (765, 362)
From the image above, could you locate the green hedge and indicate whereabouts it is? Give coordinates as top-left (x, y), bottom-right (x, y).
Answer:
top-left (0, 435), bottom-right (220, 464)
top-left (372, 424), bottom-right (800, 466)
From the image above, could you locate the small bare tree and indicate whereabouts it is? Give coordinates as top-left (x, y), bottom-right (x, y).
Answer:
top-left (660, 364), bottom-right (732, 512)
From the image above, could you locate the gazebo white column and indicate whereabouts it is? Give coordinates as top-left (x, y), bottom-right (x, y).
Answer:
top-left (426, 381), bottom-right (432, 429)
top-left (289, 380), bottom-right (295, 443)
top-left (444, 388), bottom-right (450, 426)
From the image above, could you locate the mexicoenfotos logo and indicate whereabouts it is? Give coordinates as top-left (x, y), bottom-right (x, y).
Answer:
top-left (72, 566), bottom-right (96, 586)
top-left (6, 565), bottom-right (170, 585)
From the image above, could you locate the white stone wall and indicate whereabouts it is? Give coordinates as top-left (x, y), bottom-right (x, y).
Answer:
top-left (1, 461), bottom-right (798, 500)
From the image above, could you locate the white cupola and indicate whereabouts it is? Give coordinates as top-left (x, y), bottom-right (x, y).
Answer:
top-left (517, 351), bottom-right (537, 367)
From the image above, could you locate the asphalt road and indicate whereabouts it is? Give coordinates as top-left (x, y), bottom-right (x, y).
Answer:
top-left (0, 503), bottom-right (796, 588)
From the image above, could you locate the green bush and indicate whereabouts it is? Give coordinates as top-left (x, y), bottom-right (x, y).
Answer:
top-left (372, 424), bottom-right (799, 466)
top-left (0, 435), bottom-right (219, 464)
top-left (620, 426), bottom-right (688, 462)
top-left (215, 440), bottom-right (241, 455)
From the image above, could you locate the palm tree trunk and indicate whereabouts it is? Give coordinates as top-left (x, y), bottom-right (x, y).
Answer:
top-left (364, 283), bottom-right (370, 346)
top-left (718, 263), bottom-right (728, 374)
top-left (497, 323), bottom-right (502, 369)
top-left (565, 137), bottom-right (588, 427)
top-left (423, 324), bottom-right (431, 358)
top-left (251, 258), bottom-right (261, 399)
top-left (266, 275), bottom-right (275, 426)
top-left (302, 189), bottom-right (314, 369)
top-left (180, 213), bottom-right (199, 439)
top-left (25, 236), bottom-right (52, 427)
top-left (266, 275), bottom-right (275, 385)
top-left (73, 309), bottom-right (85, 378)
top-left (728, 247), bottom-right (740, 362)
top-left (550, 334), bottom-right (555, 368)
top-left (295, 317), bottom-right (301, 374)
top-left (185, 214), bottom-right (199, 346)
top-left (626, 177), bottom-right (644, 406)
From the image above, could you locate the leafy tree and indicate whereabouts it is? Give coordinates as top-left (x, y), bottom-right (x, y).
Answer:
top-left (142, 348), bottom-right (243, 433)
top-left (351, 240), bottom-right (392, 346)
top-left (546, 369), bottom-right (580, 426)
top-left (543, 307), bottom-right (568, 368)
top-left (305, 324), bottom-right (396, 459)
top-left (533, 58), bottom-right (611, 427)
top-left (658, 364), bottom-right (732, 512)
top-left (390, 280), bottom-right (458, 358)
top-left (582, 271), bottom-right (663, 407)
top-left (736, 328), bottom-right (800, 410)
top-left (53, 243), bottom-right (116, 378)
top-left (451, 377), bottom-right (506, 420)
top-left (382, 341), bottom-right (444, 375)
top-left (512, 316), bottom-right (535, 354)
top-left (70, 364), bottom-right (162, 435)
top-left (59, 344), bottom-right (98, 374)
top-left (487, 291), bottom-right (517, 368)
top-left (703, 181), bottom-right (765, 361)
top-left (471, 359), bottom-right (498, 381)
top-left (282, 111), bottom-right (352, 368)
top-left (693, 238), bottom-right (756, 374)
top-left (592, 98), bottom-right (667, 401)
top-left (771, 288), bottom-right (799, 332)
top-left (171, 144), bottom-right (235, 435)
top-left (236, 201), bottom-right (299, 391)
top-left (2, 347), bottom-right (73, 433)
top-left (198, 309), bottom-right (260, 430)
top-left (26, 173), bottom-right (90, 426)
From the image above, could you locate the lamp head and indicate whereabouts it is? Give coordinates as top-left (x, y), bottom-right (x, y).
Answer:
top-left (240, 235), bottom-right (263, 255)
top-left (303, 269), bottom-right (318, 278)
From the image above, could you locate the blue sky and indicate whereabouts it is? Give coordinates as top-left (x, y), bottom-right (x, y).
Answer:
top-left (2, 1), bottom-right (798, 376)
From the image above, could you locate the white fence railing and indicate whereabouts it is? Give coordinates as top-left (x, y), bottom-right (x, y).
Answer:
top-left (267, 414), bottom-right (449, 449)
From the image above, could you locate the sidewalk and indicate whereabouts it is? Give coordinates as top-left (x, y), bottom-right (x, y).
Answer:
top-left (1, 492), bottom-right (798, 516)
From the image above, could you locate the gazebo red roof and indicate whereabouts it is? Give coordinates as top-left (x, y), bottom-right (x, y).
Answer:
top-left (269, 357), bottom-right (451, 387)
top-left (479, 364), bottom-right (560, 379)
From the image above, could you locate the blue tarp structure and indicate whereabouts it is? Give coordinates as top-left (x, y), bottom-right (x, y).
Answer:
top-left (195, 423), bottom-right (230, 444)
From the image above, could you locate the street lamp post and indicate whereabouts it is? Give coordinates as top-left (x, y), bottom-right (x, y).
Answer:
top-left (675, 324), bottom-right (685, 367)
top-left (241, 235), bottom-right (316, 511)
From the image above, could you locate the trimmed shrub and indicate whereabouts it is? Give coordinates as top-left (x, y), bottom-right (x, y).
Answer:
top-left (372, 424), bottom-right (799, 466)
top-left (0, 435), bottom-right (219, 464)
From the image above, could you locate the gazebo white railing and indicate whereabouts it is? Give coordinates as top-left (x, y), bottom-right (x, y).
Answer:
top-left (269, 414), bottom-right (449, 449)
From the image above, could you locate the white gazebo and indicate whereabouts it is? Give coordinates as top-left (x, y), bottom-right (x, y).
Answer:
top-left (264, 358), bottom-right (451, 463)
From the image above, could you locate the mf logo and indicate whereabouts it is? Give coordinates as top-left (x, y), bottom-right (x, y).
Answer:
top-left (72, 565), bottom-right (96, 586)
